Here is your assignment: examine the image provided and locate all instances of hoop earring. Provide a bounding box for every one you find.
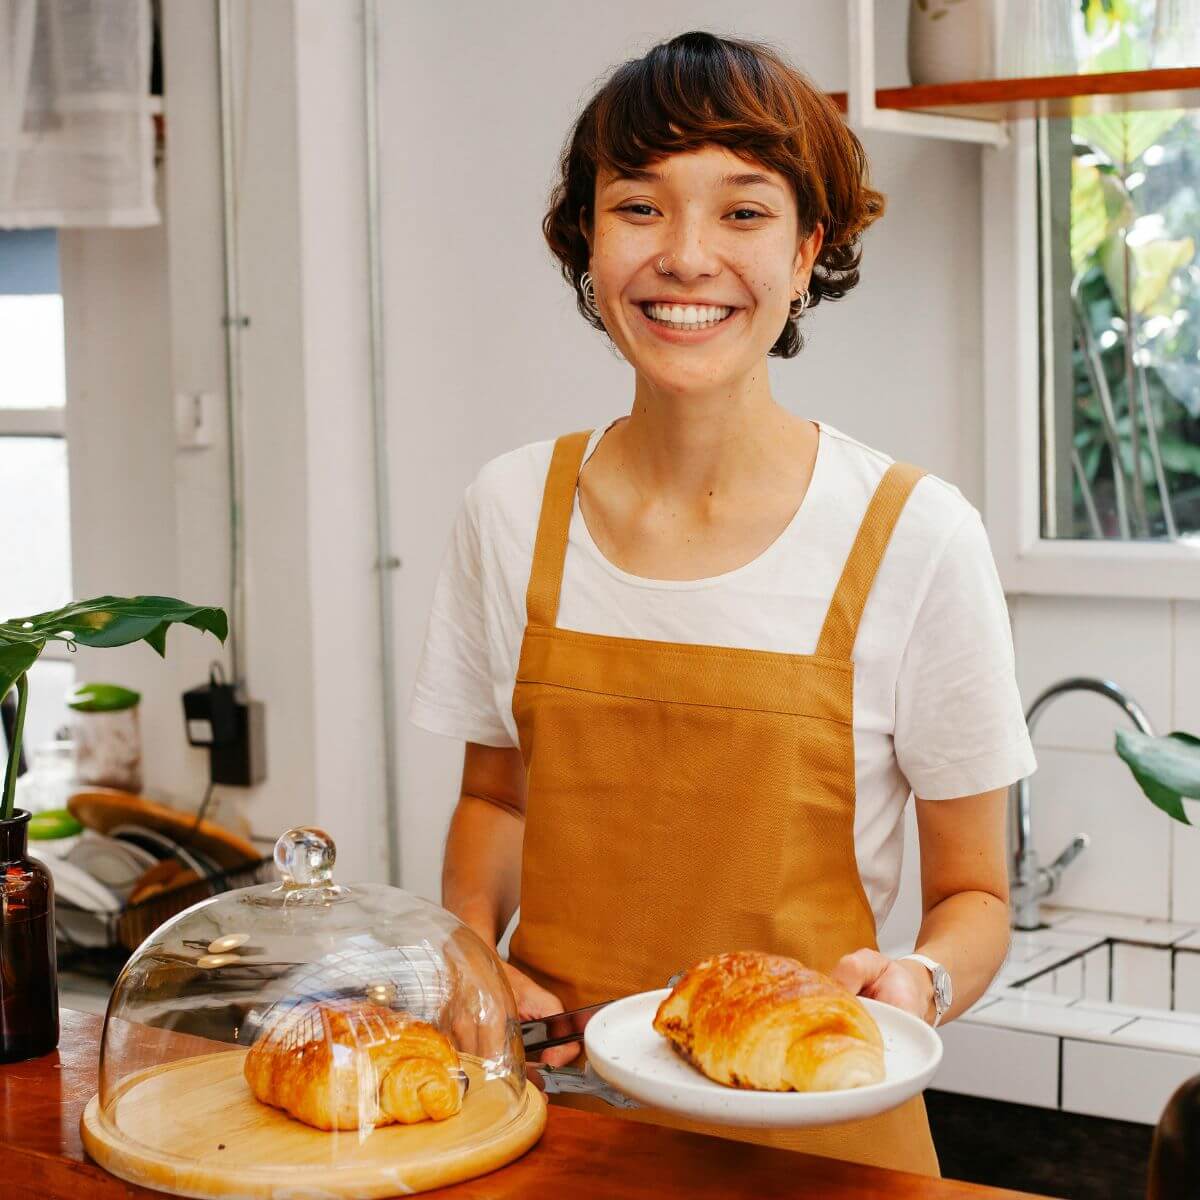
[789,288,811,319]
[580,270,600,318]
[656,255,672,276]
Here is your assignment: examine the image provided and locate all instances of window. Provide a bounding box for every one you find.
[1039,110,1200,541]
[1037,5,1200,541]
[1,229,75,754]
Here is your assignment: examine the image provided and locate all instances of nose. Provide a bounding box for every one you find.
[661,214,721,283]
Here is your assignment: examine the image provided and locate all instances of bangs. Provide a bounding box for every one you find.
[587,35,805,181]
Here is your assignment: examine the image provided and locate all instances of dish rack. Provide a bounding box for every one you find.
[56,855,277,979]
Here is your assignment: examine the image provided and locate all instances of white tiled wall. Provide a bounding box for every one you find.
[1009,596,1200,925]
[1012,596,1173,752]
[937,1021,1060,1108]
[1023,747,1171,918]
[1171,603,1200,922]
[1062,1040,1200,1124]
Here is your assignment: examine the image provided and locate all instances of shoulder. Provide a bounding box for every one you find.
[462,436,563,548]
[818,422,977,552]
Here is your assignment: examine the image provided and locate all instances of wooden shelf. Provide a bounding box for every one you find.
[830,67,1200,123]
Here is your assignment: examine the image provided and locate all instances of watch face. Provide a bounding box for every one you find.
[934,967,953,1010]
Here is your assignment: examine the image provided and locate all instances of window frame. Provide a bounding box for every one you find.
[983,120,1200,601]
[1,235,72,647]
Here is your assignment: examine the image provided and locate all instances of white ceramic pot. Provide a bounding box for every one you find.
[908,0,995,85]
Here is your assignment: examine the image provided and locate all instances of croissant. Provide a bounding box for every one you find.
[653,951,885,1092]
[243,999,464,1130]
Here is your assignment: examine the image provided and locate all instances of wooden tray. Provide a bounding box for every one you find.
[81,1048,546,1199]
[68,789,261,870]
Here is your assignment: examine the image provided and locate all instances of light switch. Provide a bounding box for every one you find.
[175,391,218,450]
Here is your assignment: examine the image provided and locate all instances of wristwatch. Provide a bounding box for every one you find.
[899,953,953,1027]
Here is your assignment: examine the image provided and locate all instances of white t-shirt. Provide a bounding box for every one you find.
[410,421,1036,929]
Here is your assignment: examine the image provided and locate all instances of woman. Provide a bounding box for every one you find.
[411,31,1034,1177]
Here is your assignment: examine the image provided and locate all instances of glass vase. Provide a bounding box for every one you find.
[0,809,59,1063]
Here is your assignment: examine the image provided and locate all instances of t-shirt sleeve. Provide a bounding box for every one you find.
[894,507,1036,800]
[408,483,516,748]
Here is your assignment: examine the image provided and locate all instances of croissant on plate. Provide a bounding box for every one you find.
[653,951,885,1092]
[243,999,465,1130]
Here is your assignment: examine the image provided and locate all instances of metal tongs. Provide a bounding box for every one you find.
[518,972,684,1109]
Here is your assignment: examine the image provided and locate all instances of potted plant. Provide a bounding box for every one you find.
[0,596,227,1063]
[1116,728,1200,1196]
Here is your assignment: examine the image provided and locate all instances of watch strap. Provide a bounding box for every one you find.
[898,953,950,1026]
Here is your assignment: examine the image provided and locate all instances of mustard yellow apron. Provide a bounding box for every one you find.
[507,430,939,1177]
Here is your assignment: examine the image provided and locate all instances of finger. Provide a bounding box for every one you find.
[829,948,889,996]
[535,1041,582,1068]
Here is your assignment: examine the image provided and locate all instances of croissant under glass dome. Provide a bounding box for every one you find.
[83,827,544,1199]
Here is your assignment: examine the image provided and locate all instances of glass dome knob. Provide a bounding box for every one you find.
[274,826,337,888]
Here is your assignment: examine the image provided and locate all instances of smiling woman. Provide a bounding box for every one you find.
[413,28,1034,1184]
[543,30,884,359]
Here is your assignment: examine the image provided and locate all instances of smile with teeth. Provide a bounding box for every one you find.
[642,302,735,330]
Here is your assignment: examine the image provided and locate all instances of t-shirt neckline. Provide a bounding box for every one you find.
[570,419,827,592]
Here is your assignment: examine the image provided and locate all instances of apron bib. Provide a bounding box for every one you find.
[507,430,939,1177]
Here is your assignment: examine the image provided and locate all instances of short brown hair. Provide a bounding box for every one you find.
[543,31,885,358]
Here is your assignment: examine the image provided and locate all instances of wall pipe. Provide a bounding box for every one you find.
[362,0,404,886]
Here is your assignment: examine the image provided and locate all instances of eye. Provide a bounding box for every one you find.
[728,208,767,222]
[618,203,658,217]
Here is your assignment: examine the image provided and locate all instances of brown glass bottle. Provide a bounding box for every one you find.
[0,809,59,1062]
[1148,1074,1200,1200]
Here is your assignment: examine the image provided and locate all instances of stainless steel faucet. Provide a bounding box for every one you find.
[1011,676,1155,931]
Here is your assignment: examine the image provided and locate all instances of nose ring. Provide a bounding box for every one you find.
[656,255,672,276]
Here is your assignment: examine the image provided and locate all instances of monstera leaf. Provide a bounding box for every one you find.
[1,595,227,819]
[1115,730,1200,825]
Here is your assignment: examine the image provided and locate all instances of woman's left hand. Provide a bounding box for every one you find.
[830,948,933,1024]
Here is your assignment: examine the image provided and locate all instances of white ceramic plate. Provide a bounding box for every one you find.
[66,833,156,900]
[29,850,121,913]
[584,989,942,1128]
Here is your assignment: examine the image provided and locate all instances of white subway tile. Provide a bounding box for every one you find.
[1175,949,1200,1016]
[967,997,1128,1039]
[1170,808,1200,923]
[936,1021,1059,1108]
[1052,911,1194,945]
[1175,601,1200,732]
[1014,596,1171,753]
[1054,956,1084,1000]
[1112,943,1173,1010]
[1082,946,1112,1004]
[1028,748,1171,919]
[1062,1039,1200,1124]
[1111,1019,1200,1055]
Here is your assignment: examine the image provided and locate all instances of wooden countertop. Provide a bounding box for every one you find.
[0,1009,1051,1199]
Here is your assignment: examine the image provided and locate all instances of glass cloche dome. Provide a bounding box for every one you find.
[81,827,546,1199]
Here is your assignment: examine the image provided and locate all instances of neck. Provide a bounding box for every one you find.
[614,366,800,500]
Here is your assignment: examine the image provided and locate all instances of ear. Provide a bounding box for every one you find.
[792,222,825,296]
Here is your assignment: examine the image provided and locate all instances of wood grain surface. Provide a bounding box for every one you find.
[1,1010,1055,1199]
[81,1047,545,1198]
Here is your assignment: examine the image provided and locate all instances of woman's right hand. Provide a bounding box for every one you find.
[502,961,581,1068]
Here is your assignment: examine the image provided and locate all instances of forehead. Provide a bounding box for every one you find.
[597,145,788,192]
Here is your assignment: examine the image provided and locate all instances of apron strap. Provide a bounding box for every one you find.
[815,462,926,661]
[525,430,593,628]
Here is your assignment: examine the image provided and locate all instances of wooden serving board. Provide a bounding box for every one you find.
[81,1048,546,1199]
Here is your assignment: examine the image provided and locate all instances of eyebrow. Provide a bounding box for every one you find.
[605,168,783,191]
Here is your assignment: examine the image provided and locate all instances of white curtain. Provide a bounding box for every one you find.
[0,0,158,228]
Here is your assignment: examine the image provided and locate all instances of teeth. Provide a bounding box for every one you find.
[644,303,733,328]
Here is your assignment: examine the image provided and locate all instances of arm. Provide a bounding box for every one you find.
[442,742,580,1065]
[833,787,1011,1025]
[442,742,526,946]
